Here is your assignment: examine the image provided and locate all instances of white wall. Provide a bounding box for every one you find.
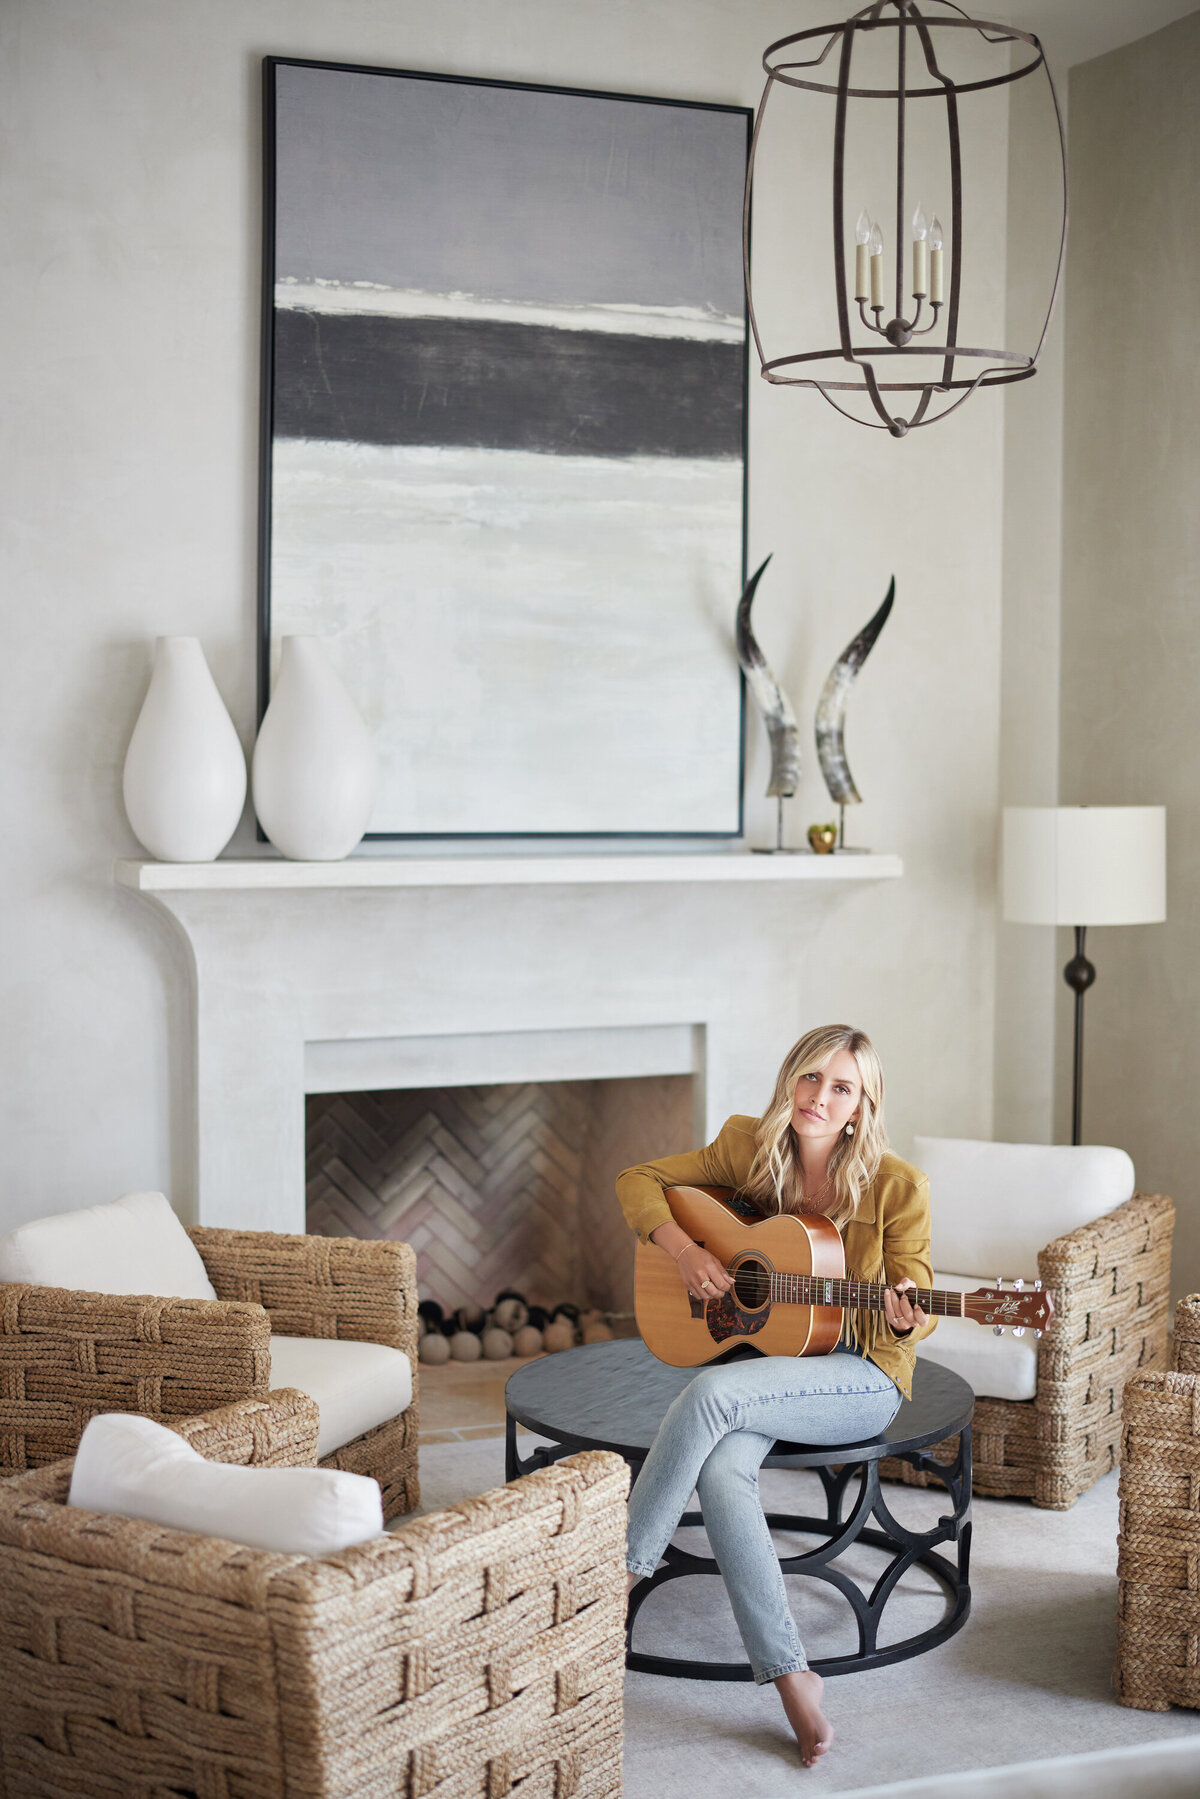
[1059,10,1200,1301]
[0,0,1017,1230]
[993,64,1067,1144]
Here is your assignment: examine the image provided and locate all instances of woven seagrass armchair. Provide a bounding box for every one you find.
[1115,1293,1200,1712]
[881,1173,1174,1510]
[0,1392,627,1799]
[0,1224,420,1519]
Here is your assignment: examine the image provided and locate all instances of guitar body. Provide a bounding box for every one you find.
[635,1185,846,1367]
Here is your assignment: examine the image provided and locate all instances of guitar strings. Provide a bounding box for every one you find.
[707,1268,1044,1325]
[723,1269,964,1316]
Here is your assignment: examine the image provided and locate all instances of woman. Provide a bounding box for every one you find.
[615,1024,934,1768]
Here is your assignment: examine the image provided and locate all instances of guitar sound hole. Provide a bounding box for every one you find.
[733,1257,770,1312]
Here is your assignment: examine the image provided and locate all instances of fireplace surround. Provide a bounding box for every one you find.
[116,849,902,1237]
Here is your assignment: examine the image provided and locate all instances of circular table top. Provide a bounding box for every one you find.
[506,1337,974,1466]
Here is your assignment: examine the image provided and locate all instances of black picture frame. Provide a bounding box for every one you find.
[259,56,750,841]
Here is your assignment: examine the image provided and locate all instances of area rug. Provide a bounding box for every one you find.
[410,1434,1200,1795]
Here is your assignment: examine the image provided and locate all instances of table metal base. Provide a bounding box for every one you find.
[507,1417,972,1681]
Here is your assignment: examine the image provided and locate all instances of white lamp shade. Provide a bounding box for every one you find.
[1002,806,1166,926]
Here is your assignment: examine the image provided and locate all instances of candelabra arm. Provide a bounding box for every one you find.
[911,299,943,337]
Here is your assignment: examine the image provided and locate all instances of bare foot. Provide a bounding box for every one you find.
[774,1669,833,1768]
[626,1571,639,1596]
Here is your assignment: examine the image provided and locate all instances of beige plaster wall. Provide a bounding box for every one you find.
[993,63,1067,1146]
[1060,10,1200,1299]
[0,0,1011,1229]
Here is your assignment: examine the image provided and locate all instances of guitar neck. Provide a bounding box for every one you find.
[767,1271,963,1318]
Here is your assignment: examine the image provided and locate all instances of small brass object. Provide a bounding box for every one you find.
[807,823,837,855]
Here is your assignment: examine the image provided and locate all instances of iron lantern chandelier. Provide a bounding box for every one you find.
[743,0,1067,437]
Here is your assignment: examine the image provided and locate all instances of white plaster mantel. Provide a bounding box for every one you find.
[116,851,902,1235]
[115,851,903,891]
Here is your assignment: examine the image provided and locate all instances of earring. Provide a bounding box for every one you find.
[845,1123,854,1136]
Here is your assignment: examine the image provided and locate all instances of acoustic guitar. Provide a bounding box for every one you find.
[635,1185,1055,1368]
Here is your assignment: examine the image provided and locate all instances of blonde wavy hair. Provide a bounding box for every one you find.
[744,1025,888,1231]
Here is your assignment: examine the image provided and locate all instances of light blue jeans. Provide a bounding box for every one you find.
[625,1347,902,1683]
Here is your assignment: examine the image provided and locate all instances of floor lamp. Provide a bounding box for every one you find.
[1002,807,1167,1146]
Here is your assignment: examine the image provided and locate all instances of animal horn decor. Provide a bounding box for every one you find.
[815,577,895,847]
[735,555,802,852]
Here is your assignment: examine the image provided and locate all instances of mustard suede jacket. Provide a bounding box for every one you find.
[616,1114,936,1400]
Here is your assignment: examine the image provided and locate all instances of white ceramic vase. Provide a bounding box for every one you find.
[252,636,377,860]
[122,636,247,862]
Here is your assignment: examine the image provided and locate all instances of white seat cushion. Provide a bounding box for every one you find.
[913,1136,1135,1281]
[268,1334,413,1458]
[0,1191,218,1301]
[68,1412,382,1556]
[915,1272,1039,1401]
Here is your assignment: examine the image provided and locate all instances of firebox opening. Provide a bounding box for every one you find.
[307,1074,695,1324]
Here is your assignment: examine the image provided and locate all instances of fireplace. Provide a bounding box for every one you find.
[307,1074,694,1316]
[115,850,901,1237]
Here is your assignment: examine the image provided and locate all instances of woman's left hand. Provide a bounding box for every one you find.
[883,1278,927,1338]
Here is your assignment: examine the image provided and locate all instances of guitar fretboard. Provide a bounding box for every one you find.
[766,1272,964,1317]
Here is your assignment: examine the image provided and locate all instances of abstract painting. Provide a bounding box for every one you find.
[260,59,749,837]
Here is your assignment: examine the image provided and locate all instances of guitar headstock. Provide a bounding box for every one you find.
[963,1280,1054,1337]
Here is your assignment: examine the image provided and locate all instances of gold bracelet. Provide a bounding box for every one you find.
[670,1242,695,1263]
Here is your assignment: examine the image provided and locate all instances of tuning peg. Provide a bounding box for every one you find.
[1013,1279,1025,1291]
[993,1324,1005,1335]
[1033,1280,1043,1291]
[1013,1326,1026,1337]
[1035,1329,1044,1340]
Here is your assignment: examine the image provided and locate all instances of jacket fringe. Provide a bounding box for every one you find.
[841,1256,885,1357]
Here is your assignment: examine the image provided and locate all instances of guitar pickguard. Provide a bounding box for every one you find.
[705,1288,769,1344]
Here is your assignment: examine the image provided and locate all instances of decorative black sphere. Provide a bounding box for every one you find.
[1063,951,1096,995]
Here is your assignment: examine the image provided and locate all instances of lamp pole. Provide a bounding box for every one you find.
[1063,925,1096,1147]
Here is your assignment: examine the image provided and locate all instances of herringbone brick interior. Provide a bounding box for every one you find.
[307,1076,693,1315]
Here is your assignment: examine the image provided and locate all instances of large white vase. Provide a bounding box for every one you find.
[122,637,247,862]
[252,636,377,860]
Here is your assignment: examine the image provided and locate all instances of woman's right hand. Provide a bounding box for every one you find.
[670,1241,735,1302]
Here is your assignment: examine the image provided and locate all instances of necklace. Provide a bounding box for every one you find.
[799,1172,834,1212]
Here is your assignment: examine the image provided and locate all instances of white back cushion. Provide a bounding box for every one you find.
[915,1272,1039,1401]
[68,1413,383,1557]
[914,1137,1135,1281]
[0,1192,218,1300]
[268,1334,413,1457]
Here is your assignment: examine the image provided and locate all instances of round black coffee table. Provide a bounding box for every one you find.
[505,1337,972,1680]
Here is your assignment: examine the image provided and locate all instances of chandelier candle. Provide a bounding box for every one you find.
[869,222,884,310]
[855,209,871,301]
[929,214,944,304]
[912,204,929,297]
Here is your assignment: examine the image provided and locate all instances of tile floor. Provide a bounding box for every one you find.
[418,1354,539,1443]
